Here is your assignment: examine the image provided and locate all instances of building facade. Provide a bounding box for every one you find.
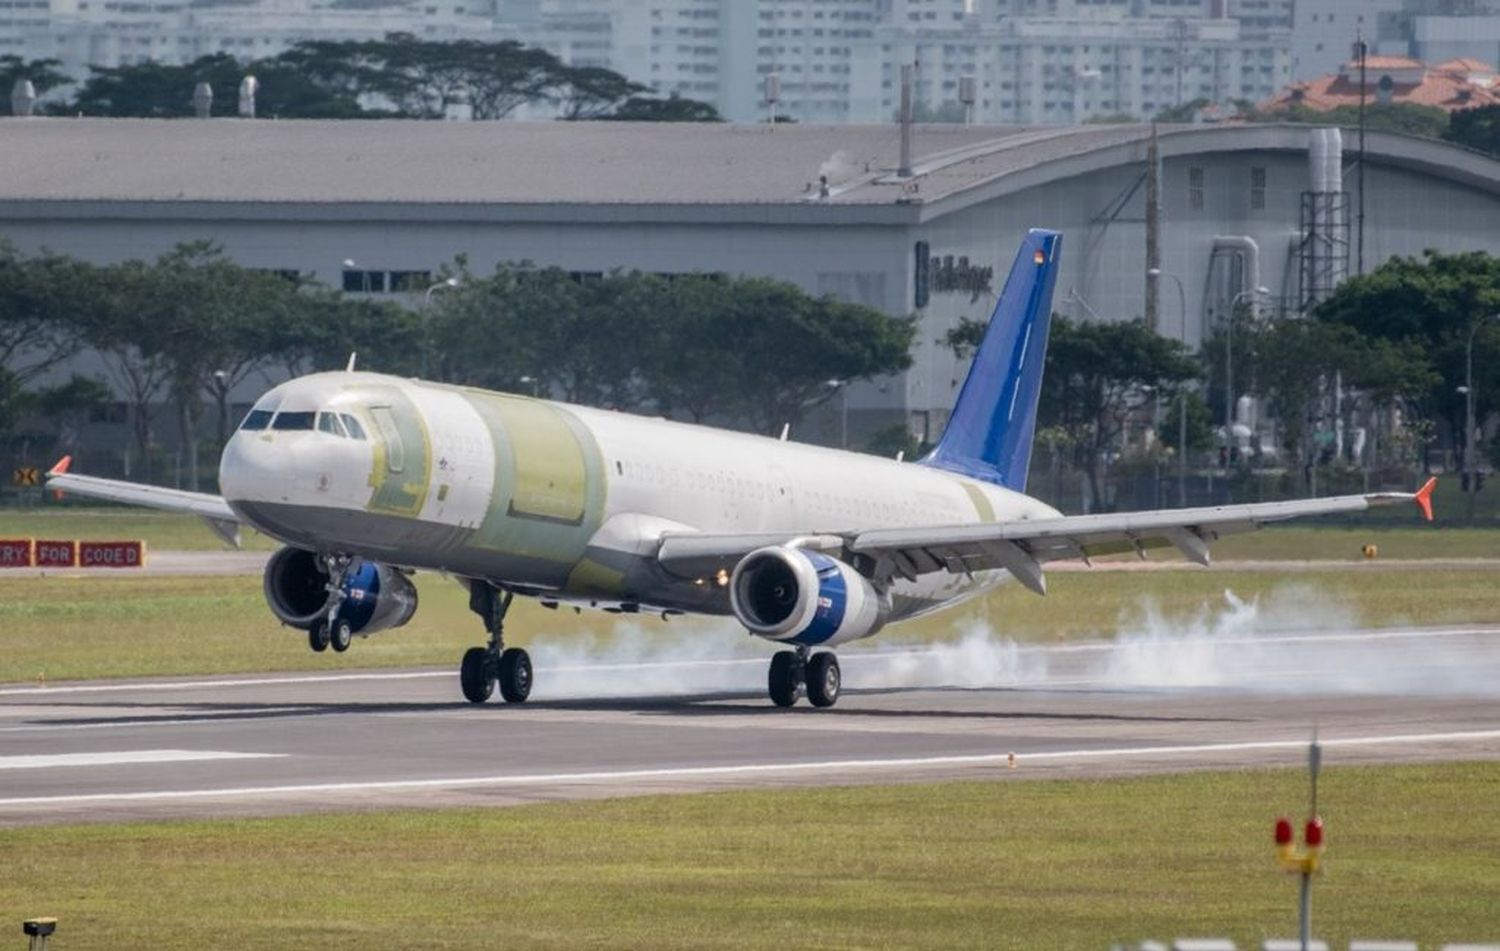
[2,118,1498,455]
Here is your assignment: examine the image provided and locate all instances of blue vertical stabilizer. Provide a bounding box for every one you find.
[919,229,1062,491]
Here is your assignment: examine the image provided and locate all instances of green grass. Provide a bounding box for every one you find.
[3,763,1497,949]
[3,566,1495,683]
[1169,524,1500,562]
[0,507,278,551]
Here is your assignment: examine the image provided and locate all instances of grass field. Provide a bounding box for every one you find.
[3,508,1498,559]
[3,763,1497,950]
[2,566,1495,683]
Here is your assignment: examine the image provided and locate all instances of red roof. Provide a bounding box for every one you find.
[1265,57,1500,114]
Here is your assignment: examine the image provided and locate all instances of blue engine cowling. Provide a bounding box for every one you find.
[263,546,418,636]
[729,546,889,646]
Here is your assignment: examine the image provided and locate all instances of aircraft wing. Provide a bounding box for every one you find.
[656,480,1436,594]
[44,456,243,548]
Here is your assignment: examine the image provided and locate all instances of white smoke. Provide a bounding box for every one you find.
[817,149,860,184]
[519,588,1499,702]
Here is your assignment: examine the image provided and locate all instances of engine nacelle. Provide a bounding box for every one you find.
[263,546,418,636]
[729,546,889,646]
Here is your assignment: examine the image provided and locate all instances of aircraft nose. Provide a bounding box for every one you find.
[219,430,295,504]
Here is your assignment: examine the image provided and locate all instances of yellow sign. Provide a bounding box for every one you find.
[13,467,40,487]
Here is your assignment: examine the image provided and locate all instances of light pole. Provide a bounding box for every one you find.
[420,277,459,378]
[1461,313,1500,519]
[826,379,848,448]
[1224,285,1270,467]
[1149,268,1189,506]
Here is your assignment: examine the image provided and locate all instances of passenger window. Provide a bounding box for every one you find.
[370,406,404,473]
[272,411,316,431]
[340,414,367,440]
[240,409,274,431]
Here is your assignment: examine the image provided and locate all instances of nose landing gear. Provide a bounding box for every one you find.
[767,646,841,708]
[460,582,532,704]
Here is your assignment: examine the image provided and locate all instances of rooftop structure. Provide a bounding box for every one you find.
[1264,55,1500,113]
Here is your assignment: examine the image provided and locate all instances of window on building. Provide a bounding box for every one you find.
[342,269,386,293]
[1250,166,1267,210]
[1188,166,1205,210]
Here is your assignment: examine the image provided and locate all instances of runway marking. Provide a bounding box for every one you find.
[0,708,321,734]
[2,625,1496,700]
[1,728,1496,807]
[0,749,283,771]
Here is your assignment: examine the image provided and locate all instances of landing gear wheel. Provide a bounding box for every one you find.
[768,650,799,707]
[308,621,331,653]
[806,652,841,708]
[329,619,353,653]
[498,648,532,703]
[460,647,495,704]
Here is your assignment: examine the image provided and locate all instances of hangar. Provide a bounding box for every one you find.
[2,117,1498,447]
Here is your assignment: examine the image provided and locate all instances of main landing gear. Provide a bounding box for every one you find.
[459,582,532,705]
[767,646,841,709]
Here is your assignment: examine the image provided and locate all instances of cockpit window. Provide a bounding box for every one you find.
[317,412,347,437]
[340,414,368,441]
[240,409,274,431]
[271,411,316,431]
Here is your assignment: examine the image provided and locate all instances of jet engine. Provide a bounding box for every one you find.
[263,546,418,636]
[729,546,889,646]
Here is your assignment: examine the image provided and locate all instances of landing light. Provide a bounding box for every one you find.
[715,569,730,587]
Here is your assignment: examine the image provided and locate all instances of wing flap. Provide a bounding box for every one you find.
[652,486,1431,592]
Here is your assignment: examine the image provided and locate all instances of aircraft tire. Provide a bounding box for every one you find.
[330,620,353,653]
[768,650,799,707]
[806,652,841,708]
[460,647,494,704]
[498,647,533,704]
[308,621,331,653]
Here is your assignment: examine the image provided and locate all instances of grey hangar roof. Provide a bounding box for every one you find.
[1,118,1498,225]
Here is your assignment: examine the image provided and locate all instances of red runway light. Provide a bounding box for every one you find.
[1275,817,1294,846]
[1305,817,1324,848]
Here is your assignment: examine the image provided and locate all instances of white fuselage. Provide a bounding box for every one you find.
[220,372,1061,630]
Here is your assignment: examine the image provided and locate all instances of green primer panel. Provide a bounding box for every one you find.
[460,390,606,569]
[494,399,589,524]
[350,384,431,518]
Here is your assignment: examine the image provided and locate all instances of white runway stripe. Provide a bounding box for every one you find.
[0,729,1496,806]
[0,750,283,771]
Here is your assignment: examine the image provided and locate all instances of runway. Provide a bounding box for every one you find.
[3,624,1499,826]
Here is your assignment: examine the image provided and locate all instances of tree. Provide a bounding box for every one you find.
[1153,97,1213,123]
[553,65,647,120]
[1247,101,1450,139]
[1313,250,1500,459]
[69,55,240,118]
[1038,316,1201,510]
[1,55,70,112]
[603,95,722,122]
[1445,103,1500,158]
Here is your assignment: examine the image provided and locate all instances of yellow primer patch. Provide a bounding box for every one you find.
[564,557,627,597]
[493,399,589,524]
[960,482,997,523]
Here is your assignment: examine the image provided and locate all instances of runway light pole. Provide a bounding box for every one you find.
[1149,268,1189,506]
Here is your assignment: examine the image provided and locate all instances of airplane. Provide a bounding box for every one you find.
[46,229,1436,708]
